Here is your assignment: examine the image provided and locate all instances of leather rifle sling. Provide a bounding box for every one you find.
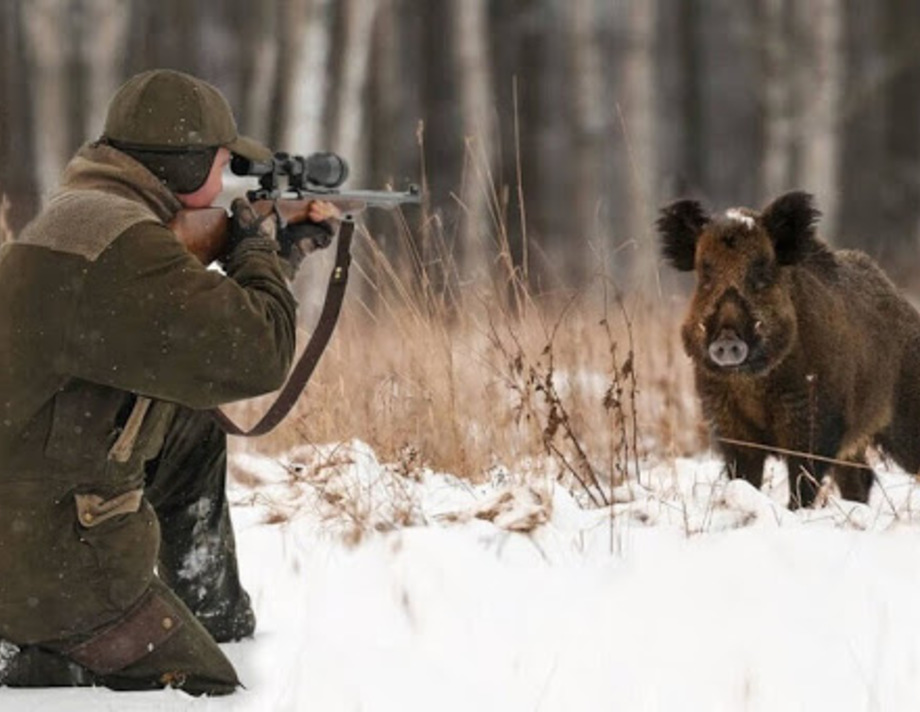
[211,216,355,437]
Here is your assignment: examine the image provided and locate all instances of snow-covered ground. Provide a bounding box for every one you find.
[4,441,920,711]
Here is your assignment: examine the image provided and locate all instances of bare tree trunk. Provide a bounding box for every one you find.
[408,0,466,308]
[676,0,704,196]
[880,0,920,275]
[235,0,280,142]
[323,0,380,172]
[22,0,75,202]
[0,0,40,232]
[656,0,696,199]
[268,0,310,148]
[623,0,658,291]
[367,0,417,184]
[287,0,380,318]
[451,0,495,279]
[836,3,882,252]
[694,0,760,207]
[516,1,574,291]
[795,0,843,238]
[279,0,330,151]
[365,0,421,273]
[79,0,130,139]
[760,0,795,198]
[275,0,337,320]
[569,0,609,279]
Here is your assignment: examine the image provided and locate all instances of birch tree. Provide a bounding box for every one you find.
[451,0,496,278]
[276,0,329,151]
[322,0,381,171]
[22,0,74,202]
[795,0,843,238]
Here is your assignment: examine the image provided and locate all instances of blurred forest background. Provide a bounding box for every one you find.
[3,0,920,293]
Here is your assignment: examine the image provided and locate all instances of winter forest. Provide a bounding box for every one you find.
[7,2,920,709]
[5,0,920,289]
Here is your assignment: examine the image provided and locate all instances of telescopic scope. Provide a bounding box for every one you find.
[230,151,349,191]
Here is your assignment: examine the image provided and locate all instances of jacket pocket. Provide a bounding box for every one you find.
[75,495,160,612]
[44,382,129,465]
[0,483,156,644]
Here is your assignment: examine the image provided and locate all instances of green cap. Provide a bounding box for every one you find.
[102,69,271,161]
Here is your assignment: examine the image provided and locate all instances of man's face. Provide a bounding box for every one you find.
[176,147,231,208]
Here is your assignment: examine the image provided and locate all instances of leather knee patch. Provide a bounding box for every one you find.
[66,588,183,675]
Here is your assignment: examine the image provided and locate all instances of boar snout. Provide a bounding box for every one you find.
[708,329,749,367]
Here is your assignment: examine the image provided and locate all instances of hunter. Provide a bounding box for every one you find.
[0,69,332,695]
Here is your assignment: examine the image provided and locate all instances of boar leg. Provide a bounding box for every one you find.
[832,453,874,504]
[877,416,920,478]
[784,409,857,508]
[785,455,826,509]
[720,443,766,490]
[876,349,920,476]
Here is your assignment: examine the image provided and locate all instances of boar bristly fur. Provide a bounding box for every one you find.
[658,190,920,508]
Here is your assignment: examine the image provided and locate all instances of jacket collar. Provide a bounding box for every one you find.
[58,142,182,223]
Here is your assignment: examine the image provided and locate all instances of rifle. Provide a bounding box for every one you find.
[172,151,421,437]
[168,151,421,264]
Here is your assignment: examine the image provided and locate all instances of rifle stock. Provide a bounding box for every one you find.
[168,207,230,264]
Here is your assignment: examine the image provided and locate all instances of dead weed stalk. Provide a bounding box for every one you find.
[0,195,12,245]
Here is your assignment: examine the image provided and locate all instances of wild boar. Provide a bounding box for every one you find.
[657,191,920,508]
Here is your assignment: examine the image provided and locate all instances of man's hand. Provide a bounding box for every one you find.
[306,200,341,224]
[277,200,341,278]
[225,197,277,258]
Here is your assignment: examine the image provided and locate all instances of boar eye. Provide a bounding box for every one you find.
[747,259,776,291]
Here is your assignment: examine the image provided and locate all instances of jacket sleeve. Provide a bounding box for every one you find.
[64,221,298,409]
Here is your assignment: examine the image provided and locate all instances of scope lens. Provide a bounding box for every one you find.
[304,152,349,188]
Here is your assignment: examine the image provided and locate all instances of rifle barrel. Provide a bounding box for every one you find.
[249,185,421,212]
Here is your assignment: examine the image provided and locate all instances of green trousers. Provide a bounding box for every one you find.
[146,406,255,644]
[0,408,253,696]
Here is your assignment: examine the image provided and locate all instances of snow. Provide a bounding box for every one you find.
[4,442,920,710]
[725,208,756,229]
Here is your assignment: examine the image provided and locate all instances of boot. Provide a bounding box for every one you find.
[0,641,95,687]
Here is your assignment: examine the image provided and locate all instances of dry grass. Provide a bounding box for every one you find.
[225,129,705,492]
[227,223,704,493]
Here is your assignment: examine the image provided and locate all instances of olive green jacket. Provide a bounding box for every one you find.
[0,143,296,643]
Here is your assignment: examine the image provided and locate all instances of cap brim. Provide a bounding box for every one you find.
[227,134,272,162]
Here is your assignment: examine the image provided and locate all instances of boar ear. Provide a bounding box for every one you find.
[656,199,709,272]
[760,191,821,265]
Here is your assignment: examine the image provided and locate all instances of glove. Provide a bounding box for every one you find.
[223,197,278,263]
[277,220,336,278]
